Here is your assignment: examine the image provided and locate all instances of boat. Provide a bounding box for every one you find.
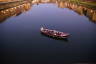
[40,27,70,39]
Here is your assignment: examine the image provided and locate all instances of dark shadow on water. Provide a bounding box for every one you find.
[40,33,69,42]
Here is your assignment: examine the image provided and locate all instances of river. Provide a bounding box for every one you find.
[0,0,96,64]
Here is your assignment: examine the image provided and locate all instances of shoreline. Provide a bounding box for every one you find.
[0,1,29,10]
[0,1,23,4]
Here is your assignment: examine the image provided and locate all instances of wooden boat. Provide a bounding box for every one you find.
[40,27,70,39]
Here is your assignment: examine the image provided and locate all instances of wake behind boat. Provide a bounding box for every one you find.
[40,27,70,39]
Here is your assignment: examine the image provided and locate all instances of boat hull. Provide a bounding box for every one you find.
[40,27,70,39]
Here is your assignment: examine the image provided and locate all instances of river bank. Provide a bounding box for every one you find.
[68,0,96,9]
[0,1,30,10]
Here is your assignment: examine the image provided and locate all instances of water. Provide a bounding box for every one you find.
[0,0,96,64]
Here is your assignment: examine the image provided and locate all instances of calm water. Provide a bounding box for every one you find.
[0,0,96,64]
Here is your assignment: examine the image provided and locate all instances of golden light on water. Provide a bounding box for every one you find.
[0,0,96,23]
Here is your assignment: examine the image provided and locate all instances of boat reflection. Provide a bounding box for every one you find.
[0,0,96,23]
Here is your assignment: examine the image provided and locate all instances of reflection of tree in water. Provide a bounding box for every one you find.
[31,0,96,23]
[0,2,31,23]
[0,0,96,23]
